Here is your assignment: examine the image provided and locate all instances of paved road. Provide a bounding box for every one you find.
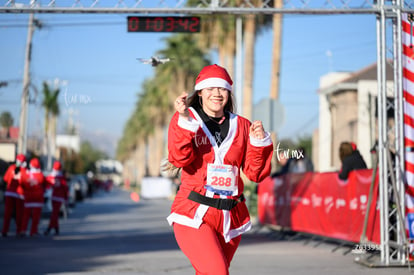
[0,187,411,274]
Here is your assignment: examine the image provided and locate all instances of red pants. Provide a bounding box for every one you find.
[173,223,241,275]
[2,196,24,235]
[48,201,62,229]
[21,207,42,236]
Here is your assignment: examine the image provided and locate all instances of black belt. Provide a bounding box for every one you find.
[188,191,245,211]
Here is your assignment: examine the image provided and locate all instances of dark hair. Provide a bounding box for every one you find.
[339,142,353,162]
[187,89,235,114]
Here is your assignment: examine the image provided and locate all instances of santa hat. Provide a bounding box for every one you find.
[16,154,26,167]
[30,158,41,169]
[350,142,357,151]
[194,64,233,92]
[53,161,62,171]
[16,154,26,163]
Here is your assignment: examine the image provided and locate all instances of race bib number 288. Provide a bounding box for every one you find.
[206,163,238,196]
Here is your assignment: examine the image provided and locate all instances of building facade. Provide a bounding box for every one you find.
[314,63,394,172]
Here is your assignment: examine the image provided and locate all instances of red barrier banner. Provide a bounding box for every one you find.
[257,169,380,244]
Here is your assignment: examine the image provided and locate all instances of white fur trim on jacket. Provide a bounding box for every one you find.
[225,221,252,242]
[52,197,66,203]
[167,190,213,228]
[178,115,200,133]
[249,131,272,147]
[5,191,24,200]
[24,202,43,208]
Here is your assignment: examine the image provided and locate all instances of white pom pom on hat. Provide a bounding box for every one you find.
[194,64,233,92]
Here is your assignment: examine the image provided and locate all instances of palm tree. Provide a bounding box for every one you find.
[242,1,274,120]
[119,93,153,173]
[270,0,283,101]
[269,0,284,172]
[157,34,211,93]
[186,0,238,76]
[0,111,14,138]
[149,34,210,175]
[186,1,275,120]
[117,34,210,181]
[41,81,60,170]
[243,13,256,120]
[136,80,165,176]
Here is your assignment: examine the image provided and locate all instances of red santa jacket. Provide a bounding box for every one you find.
[3,164,27,200]
[21,168,45,207]
[46,171,68,203]
[166,107,273,242]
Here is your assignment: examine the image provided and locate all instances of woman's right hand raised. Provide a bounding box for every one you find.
[174,92,189,118]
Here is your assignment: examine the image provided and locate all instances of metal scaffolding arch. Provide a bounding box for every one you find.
[0,0,383,14]
[2,0,414,267]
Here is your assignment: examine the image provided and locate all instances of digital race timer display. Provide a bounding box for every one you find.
[127,16,201,33]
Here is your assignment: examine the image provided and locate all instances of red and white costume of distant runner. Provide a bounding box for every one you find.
[21,158,45,236]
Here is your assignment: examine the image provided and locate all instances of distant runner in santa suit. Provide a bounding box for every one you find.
[2,153,27,237]
[44,161,68,236]
[166,64,273,274]
[20,158,46,237]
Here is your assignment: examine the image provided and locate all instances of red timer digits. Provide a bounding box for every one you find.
[127,16,200,33]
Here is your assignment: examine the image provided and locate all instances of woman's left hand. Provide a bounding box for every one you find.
[250,120,265,139]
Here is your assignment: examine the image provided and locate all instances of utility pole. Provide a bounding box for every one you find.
[17,12,35,155]
[17,7,42,155]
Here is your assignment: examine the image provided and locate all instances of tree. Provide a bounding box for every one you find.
[117,33,210,178]
[186,1,273,119]
[186,0,237,74]
[242,1,274,120]
[270,0,283,101]
[296,135,313,160]
[0,111,14,138]
[269,0,284,172]
[78,141,108,174]
[60,141,108,174]
[41,81,60,170]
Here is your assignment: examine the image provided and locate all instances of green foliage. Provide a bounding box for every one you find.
[244,181,259,217]
[0,111,14,138]
[79,141,108,174]
[0,112,14,128]
[116,33,210,160]
[61,141,107,174]
[41,82,60,116]
[41,81,60,133]
[0,111,13,129]
[277,138,296,150]
[296,135,312,158]
[277,136,312,156]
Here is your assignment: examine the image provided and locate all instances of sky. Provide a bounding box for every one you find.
[0,12,378,157]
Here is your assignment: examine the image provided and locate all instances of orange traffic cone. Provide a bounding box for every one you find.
[130,192,140,202]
